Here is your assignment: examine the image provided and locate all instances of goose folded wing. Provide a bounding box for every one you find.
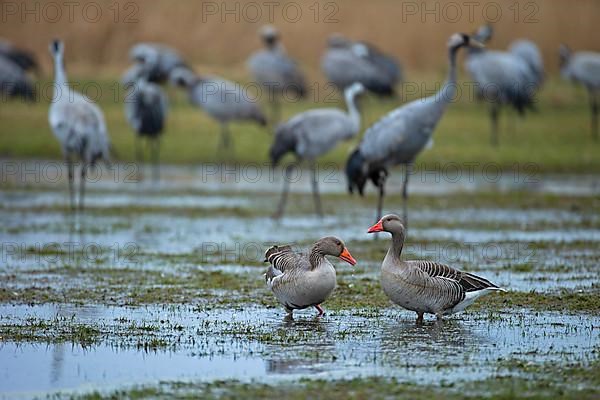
[264,245,306,282]
[410,261,498,292]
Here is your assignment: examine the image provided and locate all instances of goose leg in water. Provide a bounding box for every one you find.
[416,312,424,324]
[315,304,325,317]
[273,163,296,219]
[310,162,323,217]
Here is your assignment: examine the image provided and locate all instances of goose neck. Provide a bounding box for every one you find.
[389,230,405,261]
[309,244,326,270]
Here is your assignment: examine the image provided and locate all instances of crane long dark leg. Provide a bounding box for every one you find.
[151,139,160,182]
[273,163,296,220]
[310,161,323,218]
[271,99,281,127]
[374,172,388,240]
[219,123,232,152]
[590,90,598,141]
[402,164,413,227]
[79,163,87,211]
[490,105,500,147]
[135,136,144,181]
[66,156,75,211]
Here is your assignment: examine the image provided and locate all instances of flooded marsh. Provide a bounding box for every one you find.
[0,164,599,398]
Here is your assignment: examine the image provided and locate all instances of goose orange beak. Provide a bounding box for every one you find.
[339,247,357,266]
[367,220,384,233]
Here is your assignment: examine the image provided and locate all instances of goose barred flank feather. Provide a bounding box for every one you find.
[264,245,296,283]
[409,261,503,292]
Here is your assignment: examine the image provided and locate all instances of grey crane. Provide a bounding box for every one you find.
[48,40,110,210]
[271,82,365,219]
[170,66,267,152]
[247,25,306,124]
[560,45,600,140]
[0,39,38,73]
[128,43,186,84]
[123,63,168,181]
[346,33,483,226]
[0,55,35,101]
[509,39,544,88]
[321,33,402,96]
[465,25,539,146]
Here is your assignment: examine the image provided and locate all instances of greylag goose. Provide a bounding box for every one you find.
[367,214,505,322]
[264,237,357,317]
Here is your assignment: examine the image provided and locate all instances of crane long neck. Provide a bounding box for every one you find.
[52,53,68,97]
[53,53,67,87]
[344,90,361,131]
[439,46,459,102]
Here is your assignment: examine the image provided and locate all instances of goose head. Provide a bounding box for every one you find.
[315,236,357,266]
[367,214,406,235]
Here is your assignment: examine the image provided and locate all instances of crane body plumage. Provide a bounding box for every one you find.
[0,55,35,101]
[129,43,186,84]
[123,63,168,180]
[322,34,401,96]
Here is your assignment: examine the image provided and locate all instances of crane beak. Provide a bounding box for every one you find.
[367,220,384,233]
[469,39,485,49]
[339,247,357,266]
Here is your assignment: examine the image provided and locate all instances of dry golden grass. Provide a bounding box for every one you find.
[1,0,599,78]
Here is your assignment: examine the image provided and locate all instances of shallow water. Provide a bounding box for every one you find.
[1,162,599,397]
[0,304,598,398]
[2,160,600,196]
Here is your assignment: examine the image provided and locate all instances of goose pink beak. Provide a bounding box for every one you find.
[339,247,357,266]
[367,220,384,233]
